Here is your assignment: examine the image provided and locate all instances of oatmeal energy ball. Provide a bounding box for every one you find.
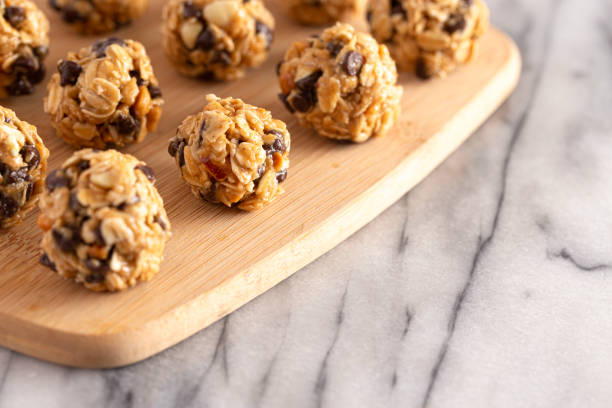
[278,23,402,142]
[368,0,489,79]
[163,0,275,80]
[49,0,149,35]
[0,106,48,228]
[168,94,290,211]
[0,0,49,97]
[38,149,171,292]
[287,0,367,25]
[44,37,163,149]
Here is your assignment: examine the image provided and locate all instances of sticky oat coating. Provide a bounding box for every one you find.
[286,0,367,26]
[168,94,290,211]
[0,106,48,228]
[49,0,148,35]
[0,0,49,98]
[44,37,164,149]
[368,0,489,79]
[278,23,402,143]
[162,0,275,81]
[38,149,171,292]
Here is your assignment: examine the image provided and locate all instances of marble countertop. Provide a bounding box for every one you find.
[2,0,611,407]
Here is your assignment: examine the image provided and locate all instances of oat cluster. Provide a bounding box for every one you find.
[278,23,402,142]
[37,149,171,292]
[44,37,164,149]
[49,0,149,34]
[168,94,290,211]
[368,0,489,78]
[0,106,49,228]
[286,0,367,25]
[0,0,49,97]
[162,0,275,81]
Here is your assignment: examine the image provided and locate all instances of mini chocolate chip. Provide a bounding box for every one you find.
[20,144,40,169]
[92,37,126,57]
[390,0,407,17]
[69,192,82,211]
[4,6,25,28]
[25,181,33,201]
[415,58,431,80]
[256,162,266,179]
[276,61,282,76]
[290,92,314,113]
[58,60,82,86]
[129,68,142,79]
[295,70,322,91]
[52,226,79,252]
[45,169,68,192]
[6,77,33,96]
[148,84,162,99]
[136,165,155,182]
[40,253,57,271]
[195,28,216,50]
[95,223,105,244]
[12,56,36,74]
[279,92,294,113]
[62,7,86,23]
[34,45,48,58]
[154,214,167,231]
[276,169,287,183]
[77,160,90,172]
[6,168,29,184]
[84,258,109,275]
[213,50,232,65]
[326,41,344,58]
[168,138,181,156]
[28,65,45,84]
[341,51,364,76]
[114,112,140,135]
[255,20,273,49]
[263,131,286,155]
[182,1,202,19]
[0,193,18,219]
[178,142,186,167]
[444,13,466,34]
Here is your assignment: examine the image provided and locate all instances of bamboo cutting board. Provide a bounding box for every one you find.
[0,0,520,368]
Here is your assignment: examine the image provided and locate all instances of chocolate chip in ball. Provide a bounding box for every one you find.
[278,93,295,113]
[77,160,90,173]
[28,65,45,84]
[154,214,167,231]
[25,181,34,201]
[212,50,232,65]
[415,58,431,80]
[290,92,314,113]
[45,169,68,192]
[196,28,216,50]
[84,258,109,276]
[276,61,282,76]
[168,138,181,157]
[182,1,203,19]
[136,165,155,183]
[264,130,286,155]
[4,6,25,28]
[34,45,48,59]
[276,169,287,183]
[444,13,466,34]
[40,253,57,271]
[0,193,18,219]
[148,84,163,99]
[255,20,273,49]
[58,60,82,86]
[326,41,344,58]
[6,77,33,96]
[178,142,186,167]
[20,144,40,169]
[62,7,86,23]
[390,0,407,18]
[114,112,140,135]
[341,51,364,76]
[92,37,126,58]
[52,226,80,252]
[295,70,322,91]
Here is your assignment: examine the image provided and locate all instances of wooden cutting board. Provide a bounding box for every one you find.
[0,0,520,368]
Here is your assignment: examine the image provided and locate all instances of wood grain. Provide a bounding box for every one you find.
[0,0,520,368]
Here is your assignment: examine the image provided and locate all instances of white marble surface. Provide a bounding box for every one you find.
[3,0,612,406]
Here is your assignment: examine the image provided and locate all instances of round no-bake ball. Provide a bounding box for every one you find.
[168,94,290,211]
[367,0,489,79]
[44,37,164,149]
[0,0,49,97]
[49,0,149,35]
[162,0,275,81]
[0,106,49,228]
[286,0,367,25]
[278,23,402,142]
[38,149,171,292]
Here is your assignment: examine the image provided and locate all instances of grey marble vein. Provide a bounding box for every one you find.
[3,0,612,407]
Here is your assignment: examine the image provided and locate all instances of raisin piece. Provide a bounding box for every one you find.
[4,6,25,28]
[58,60,82,86]
[0,193,18,219]
[114,112,140,135]
[444,13,466,34]
[40,253,57,271]
[341,51,364,76]
[195,28,216,50]
[45,169,68,192]
[415,58,431,80]
[92,37,126,58]
[20,145,40,169]
[326,41,344,58]
[255,20,273,49]
[276,169,287,183]
[135,165,155,182]
[6,77,33,96]
[52,226,79,252]
[148,84,162,99]
[182,1,202,19]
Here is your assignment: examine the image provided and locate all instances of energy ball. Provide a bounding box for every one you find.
[37,149,171,292]
[44,37,164,149]
[367,0,489,79]
[49,0,149,35]
[168,94,290,211]
[0,106,49,228]
[286,0,367,25]
[162,0,275,81]
[278,23,402,142]
[0,0,49,97]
